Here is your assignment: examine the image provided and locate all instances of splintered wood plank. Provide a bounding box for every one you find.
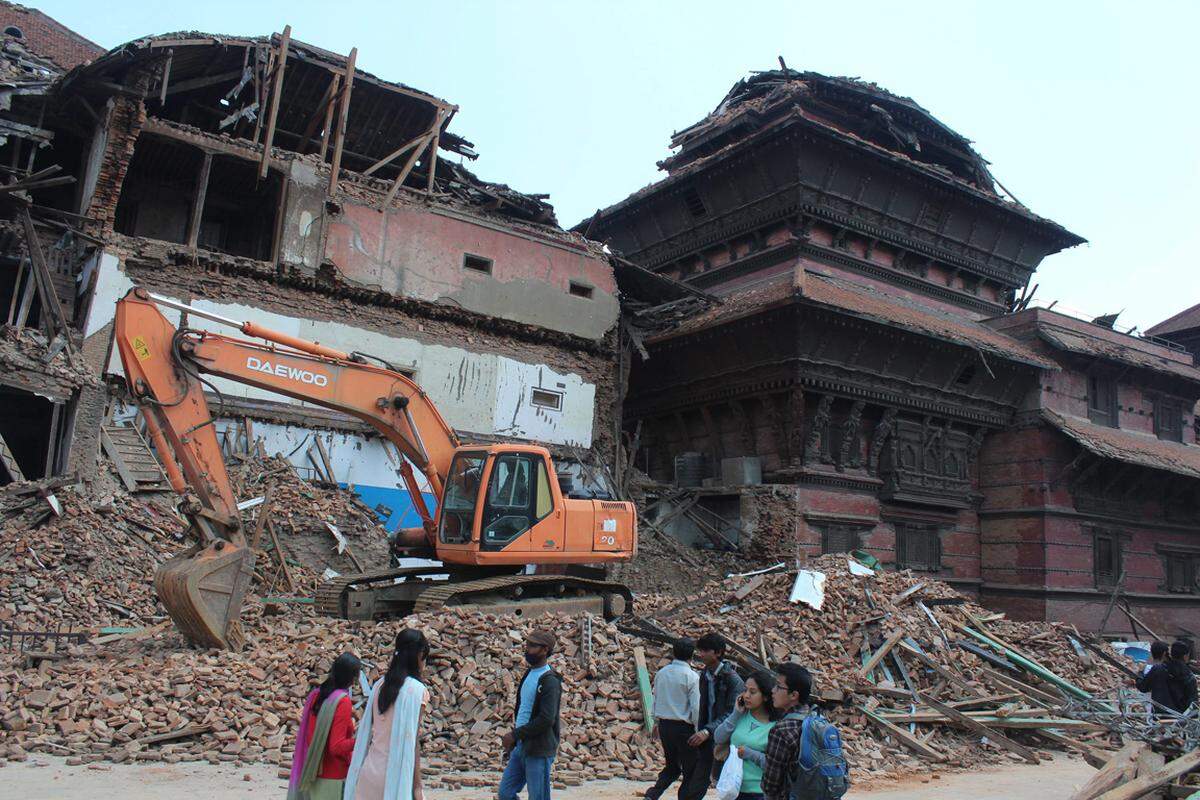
[861,706,945,762]
[1069,741,1147,800]
[859,630,905,679]
[1094,748,1200,800]
[259,25,291,178]
[917,692,1039,764]
[327,46,357,193]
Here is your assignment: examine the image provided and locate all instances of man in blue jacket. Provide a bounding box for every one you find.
[500,629,563,800]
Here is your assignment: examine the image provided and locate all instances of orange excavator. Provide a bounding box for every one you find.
[113,288,636,650]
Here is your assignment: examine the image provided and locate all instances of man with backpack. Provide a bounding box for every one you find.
[761,663,849,800]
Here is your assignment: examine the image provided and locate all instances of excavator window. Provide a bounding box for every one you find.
[535,460,552,519]
[481,453,558,551]
[439,452,486,544]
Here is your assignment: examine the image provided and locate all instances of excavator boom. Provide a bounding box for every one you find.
[114,289,461,647]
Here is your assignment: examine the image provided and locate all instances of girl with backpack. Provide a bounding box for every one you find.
[714,670,781,800]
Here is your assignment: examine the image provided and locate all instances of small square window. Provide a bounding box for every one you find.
[682,187,708,219]
[820,524,862,555]
[1164,552,1197,594]
[896,523,941,571]
[1154,397,1184,443]
[531,388,563,410]
[568,281,593,300]
[463,253,492,274]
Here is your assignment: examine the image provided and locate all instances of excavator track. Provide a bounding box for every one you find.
[410,573,632,617]
[313,565,448,618]
[314,569,632,621]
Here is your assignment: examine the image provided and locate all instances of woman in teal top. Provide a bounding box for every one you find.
[713,670,779,800]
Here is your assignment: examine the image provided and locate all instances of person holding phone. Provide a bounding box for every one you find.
[713,671,780,800]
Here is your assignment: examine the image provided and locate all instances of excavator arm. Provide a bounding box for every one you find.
[113,288,461,648]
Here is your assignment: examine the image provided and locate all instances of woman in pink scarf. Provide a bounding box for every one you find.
[289,653,362,800]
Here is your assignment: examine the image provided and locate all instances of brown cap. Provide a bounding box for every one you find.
[527,629,557,651]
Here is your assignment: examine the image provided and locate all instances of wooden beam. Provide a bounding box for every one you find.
[20,208,69,344]
[895,640,980,694]
[134,723,212,747]
[858,630,904,679]
[425,117,441,193]
[164,69,244,97]
[975,665,1065,707]
[1034,728,1110,769]
[1071,743,1142,799]
[916,692,1040,764]
[267,519,297,592]
[5,259,25,325]
[327,46,357,193]
[158,49,173,105]
[186,152,213,249]
[248,486,274,551]
[259,25,291,179]
[362,132,426,177]
[297,73,339,156]
[860,706,945,762]
[381,130,433,208]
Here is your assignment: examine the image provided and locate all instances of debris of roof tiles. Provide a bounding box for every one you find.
[1043,408,1200,480]
[655,266,1056,369]
[1037,323,1200,384]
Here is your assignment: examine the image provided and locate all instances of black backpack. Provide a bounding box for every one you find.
[784,710,850,800]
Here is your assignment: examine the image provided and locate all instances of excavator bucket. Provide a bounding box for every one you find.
[155,540,256,650]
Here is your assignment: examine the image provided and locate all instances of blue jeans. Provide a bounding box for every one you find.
[499,742,555,800]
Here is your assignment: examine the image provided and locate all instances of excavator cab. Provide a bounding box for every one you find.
[434,446,636,566]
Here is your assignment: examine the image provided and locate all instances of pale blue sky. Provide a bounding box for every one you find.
[32,1,1200,332]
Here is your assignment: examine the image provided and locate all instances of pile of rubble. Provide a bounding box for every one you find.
[0,608,661,788]
[636,555,1131,780]
[0,325,98,392]
[1,456,1166,788]
[0,483,184,632]
[229,454,393,579]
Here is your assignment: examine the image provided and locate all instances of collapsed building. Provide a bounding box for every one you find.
[578,69,1200,634]
[0,19,701,522]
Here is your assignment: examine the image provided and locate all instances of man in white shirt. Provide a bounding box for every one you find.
[645,638,701,800]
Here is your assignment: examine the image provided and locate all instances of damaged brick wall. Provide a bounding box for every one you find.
[83,90,147,235]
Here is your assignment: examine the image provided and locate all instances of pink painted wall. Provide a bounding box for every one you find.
[324,200,619,341]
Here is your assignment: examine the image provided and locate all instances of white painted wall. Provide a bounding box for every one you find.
[85,253,596,447]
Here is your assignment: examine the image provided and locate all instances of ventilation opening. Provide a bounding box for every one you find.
[568,282,593,300]
[463,253,492,274]
[531,388,563,410]
[954,364,976,386]
[4,26,23,39]
[682,187,708,219]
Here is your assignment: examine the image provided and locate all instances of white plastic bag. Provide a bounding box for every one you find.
[715,746,743,800]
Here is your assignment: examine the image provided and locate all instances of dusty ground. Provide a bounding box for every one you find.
[2,753,1094,799]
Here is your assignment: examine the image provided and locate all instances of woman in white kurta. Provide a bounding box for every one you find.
[344,629,431,800]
